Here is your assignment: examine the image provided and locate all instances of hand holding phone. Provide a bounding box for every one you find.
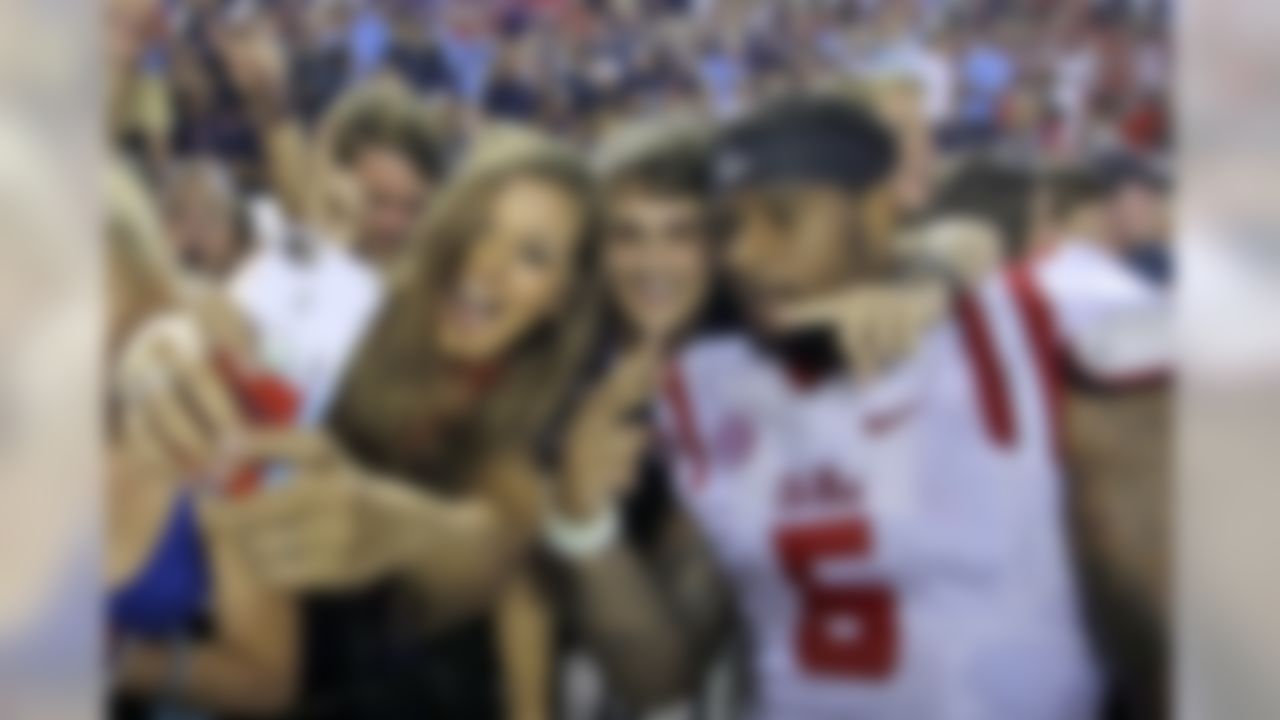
[214,351,300,497]
[117,311,300,497]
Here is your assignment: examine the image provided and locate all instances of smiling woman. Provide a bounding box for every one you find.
[335,126,601,479]
[292,127,602,719]
[108,127,604,720]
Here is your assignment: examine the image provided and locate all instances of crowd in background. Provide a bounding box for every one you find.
[105,0,1175,306]
[105,1,1172,719]
[114,0,1170,200]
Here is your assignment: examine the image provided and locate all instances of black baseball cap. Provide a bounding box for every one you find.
[713,94,899,195]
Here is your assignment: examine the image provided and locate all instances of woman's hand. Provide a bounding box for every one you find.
[200,429,424,592]
[558,348,661,522]
[774,279,949,380]
[117,308,251,485]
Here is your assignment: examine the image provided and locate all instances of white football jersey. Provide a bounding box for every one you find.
[653,250,1165,720]
[1029,238,1170,386]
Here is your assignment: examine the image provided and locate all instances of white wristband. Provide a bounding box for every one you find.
[543,502,621,561]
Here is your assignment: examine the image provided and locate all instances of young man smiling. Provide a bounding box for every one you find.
[549,95,1170,720]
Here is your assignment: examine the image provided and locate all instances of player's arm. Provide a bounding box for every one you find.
[1065,383,1170,715]
[774,277,949,379]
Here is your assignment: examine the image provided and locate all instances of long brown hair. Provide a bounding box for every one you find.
[330,127,602,484]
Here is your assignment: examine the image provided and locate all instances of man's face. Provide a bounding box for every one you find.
[724,184,864,332]
[1110,183,1168,248]
[351,145,431,265]
[603,187,712,343]
[164,173,240,278]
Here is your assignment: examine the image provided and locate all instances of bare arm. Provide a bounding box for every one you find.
[1065,384,1171,716]
[568,509,732,711]
[388,454,543,629]
[496,568,554,720]
[215,16,312,220]
[115,510,298,716]
[252,105,312,223]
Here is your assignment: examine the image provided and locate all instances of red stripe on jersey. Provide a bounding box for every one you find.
[1008,262,1066,455]
[955,292,1016,447]
[662,360,708,489]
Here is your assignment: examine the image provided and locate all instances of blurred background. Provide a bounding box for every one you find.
[110,0,1170,237]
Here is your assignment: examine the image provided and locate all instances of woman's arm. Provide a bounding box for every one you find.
[215,16,312,221]
[115,511,298,716]
[201,433,542,630]
[495,569,555,720]
[396,454,543,628]
[565,509,731,711]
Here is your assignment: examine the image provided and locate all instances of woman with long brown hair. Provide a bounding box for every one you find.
[115,127,602,718]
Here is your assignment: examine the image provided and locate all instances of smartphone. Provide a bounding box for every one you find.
[215,352,301,498]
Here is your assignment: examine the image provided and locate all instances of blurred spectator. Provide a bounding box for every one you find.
[312,80,446,265]
[289,0,353,124]
[957,20,1016,134]
[108,0,1170,184]
[926,158,1038,258]
[438,4,499,104]
[384,4,457,97]
[483,44,544,122]
[1100,153,1169,249]
[1036,164,1113,252]
[347,0,392,79]
[1099,152,1172,283]
[168,7,263,173]
[160,158,250,279]
[697,35,747,118]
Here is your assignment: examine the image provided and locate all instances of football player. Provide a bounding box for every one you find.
[546,96,1169,720]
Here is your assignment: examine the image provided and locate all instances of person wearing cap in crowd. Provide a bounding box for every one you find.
[547,93,1170,720]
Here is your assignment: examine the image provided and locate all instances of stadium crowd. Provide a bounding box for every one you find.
[105,0,1172,719]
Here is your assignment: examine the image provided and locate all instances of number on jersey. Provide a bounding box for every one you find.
[774,517,898,679]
